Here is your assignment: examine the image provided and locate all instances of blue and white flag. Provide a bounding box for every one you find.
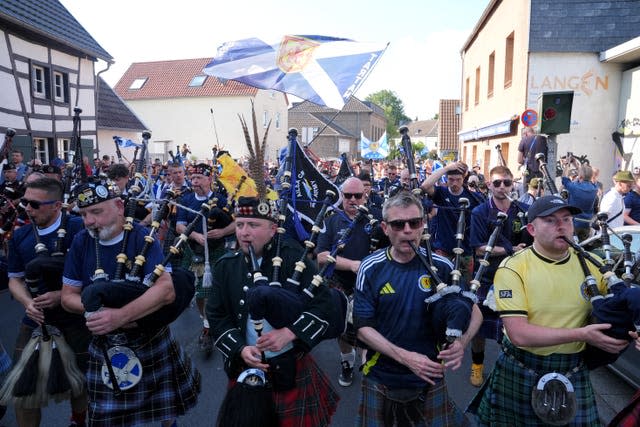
[203,35,388,110]
[361,131,389,159]
[113,136,140,148]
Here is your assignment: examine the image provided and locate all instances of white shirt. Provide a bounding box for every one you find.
[599,188,625,228]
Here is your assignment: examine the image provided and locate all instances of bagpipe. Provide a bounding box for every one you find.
[0,214,85,408]
[535,153,560,196]
[80,188,195,333]
[245,190,349,341]
[0,128,15,174]
[562,216,640,369]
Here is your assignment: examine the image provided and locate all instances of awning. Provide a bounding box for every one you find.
[458,116,519,142]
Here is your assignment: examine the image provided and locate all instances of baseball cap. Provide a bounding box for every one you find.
[527,195,582,222]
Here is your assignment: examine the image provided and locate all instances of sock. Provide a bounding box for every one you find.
[203,318,210,329]
[471,350,485,365]
[341,349,356,367]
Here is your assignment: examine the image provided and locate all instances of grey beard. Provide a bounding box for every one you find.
[87,223,119,241]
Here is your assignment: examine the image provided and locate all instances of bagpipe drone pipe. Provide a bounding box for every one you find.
[244,190,354,341]
[80,193,196,331]
[0,214,85,408]
[562,220,640,369]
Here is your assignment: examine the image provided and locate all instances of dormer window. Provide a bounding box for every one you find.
[129,78,148,90]
[189,75,207,87]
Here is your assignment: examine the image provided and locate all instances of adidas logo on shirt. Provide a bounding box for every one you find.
[380,282,395,295]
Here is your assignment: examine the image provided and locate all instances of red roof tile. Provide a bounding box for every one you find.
[114,58,259,100]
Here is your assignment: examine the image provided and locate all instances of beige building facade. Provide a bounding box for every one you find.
[459,0,640,187]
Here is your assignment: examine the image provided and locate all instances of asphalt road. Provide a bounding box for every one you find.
[0,290,635,426]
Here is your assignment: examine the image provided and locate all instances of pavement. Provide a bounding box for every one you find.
[0,289,636,426]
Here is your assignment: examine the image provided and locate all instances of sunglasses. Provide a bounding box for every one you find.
[386,217,423,231]
[343,192,364,200]
[492,179,513,187]
[20,198,57,209]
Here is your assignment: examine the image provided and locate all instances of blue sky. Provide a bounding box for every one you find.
[60,0,489,120]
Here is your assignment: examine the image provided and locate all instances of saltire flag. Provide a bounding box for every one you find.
[334,152,354,186]
[361,131,389,159]
[203,35,388,110]
[217,153,278,200]
[113,136,140,148]
[287,139,340,241]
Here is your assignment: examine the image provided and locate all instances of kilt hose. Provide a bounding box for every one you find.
[356,376,470,426]
[224,353,339,427]
[86,327,200,427]
[468,338,599,426]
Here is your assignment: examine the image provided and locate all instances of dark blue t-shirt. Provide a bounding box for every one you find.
[354,248,454,388]
[8,214,84,327]
[562,177,598,229]
[429,186,482,255]
[624,190,640,224]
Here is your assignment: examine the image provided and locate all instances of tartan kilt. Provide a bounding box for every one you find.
[181,242,226,299]
[356,376,470,426]
[468,339,599,426]
[272,353,339,427]
[86,327,200,427]
[608,388,640,427]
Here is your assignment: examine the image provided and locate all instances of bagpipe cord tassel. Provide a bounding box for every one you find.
[201,217,212,289]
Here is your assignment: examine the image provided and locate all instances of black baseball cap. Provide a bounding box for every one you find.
[527,195,582,221]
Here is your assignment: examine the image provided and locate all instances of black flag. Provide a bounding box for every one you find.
[286,139,340,241]
[334,152,354,187]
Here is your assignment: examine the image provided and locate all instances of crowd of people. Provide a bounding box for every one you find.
[0,124,639,427]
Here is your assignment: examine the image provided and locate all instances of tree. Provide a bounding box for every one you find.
[365,90,411,139]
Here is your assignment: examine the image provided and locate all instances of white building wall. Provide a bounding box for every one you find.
[618,65,640,171]
[528,52,623,184]
[122,90,288,162]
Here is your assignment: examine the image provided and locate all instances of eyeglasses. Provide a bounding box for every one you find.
[386,217,423,231]
[492,179,513,187]
[343,192,364,200]
[20,198,57,209]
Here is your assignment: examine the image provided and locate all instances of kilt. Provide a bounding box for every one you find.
[468,338,599,426]
[86,327,200,427]
[608,388,640,427]
[225,353,338,427]
[356,376,469,426]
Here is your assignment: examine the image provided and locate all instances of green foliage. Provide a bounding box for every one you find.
[365,89,411,139]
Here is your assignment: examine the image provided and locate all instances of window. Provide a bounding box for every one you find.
[275,112,281,129]
[32,65,49,99]
[34,137,50,164]
[263,111,268,128]
[301,127,318,144]
[488,52,495,98]
[129,78,147,90]
[188,75,207,87]
[465,77,470,111]
[474,67,480,105]
[504,32,514,88]
[57,138,71,162]
[53,71,69,103]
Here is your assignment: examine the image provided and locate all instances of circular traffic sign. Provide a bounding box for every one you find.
[521,109,538,127]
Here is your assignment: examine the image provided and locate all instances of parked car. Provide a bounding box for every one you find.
[580,225,640,388]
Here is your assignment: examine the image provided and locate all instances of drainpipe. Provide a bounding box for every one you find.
[94,60,112,158]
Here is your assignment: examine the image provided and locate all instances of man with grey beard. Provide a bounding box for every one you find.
[61,179,199,427]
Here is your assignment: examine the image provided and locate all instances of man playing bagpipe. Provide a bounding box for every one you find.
[468,165,531,387]
[354,192,482,426]
[60,179,200,427]
[176,163,234,354]
[206,195,340,427]
[4,177,88,427]
[316,177,381,388]
[468,195,639,426]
